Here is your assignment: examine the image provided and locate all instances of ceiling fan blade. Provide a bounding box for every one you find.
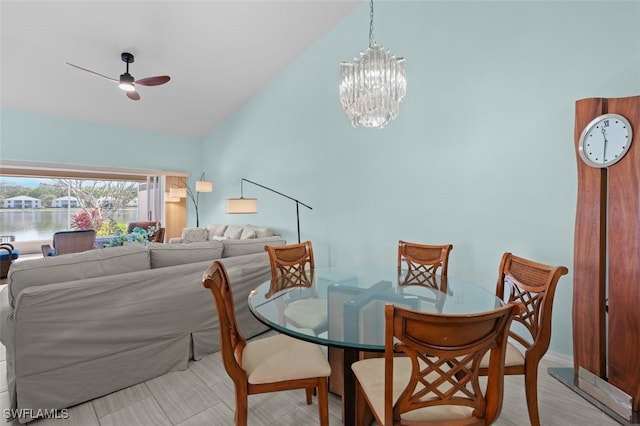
[66,62,118,83]
[135,76,170,86]
[127,90,140,101]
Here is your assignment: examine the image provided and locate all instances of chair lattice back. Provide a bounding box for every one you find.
[497,253,568,351]
[265,241,315,286]
[385,303,519,425]
[202,261,247,375]
[397,241,452,290]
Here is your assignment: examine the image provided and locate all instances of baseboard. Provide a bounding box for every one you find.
[543,350,573,367]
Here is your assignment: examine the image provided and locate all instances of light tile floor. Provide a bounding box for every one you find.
[0,338,622,426]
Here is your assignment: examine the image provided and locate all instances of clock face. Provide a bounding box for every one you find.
[579,113,633,168]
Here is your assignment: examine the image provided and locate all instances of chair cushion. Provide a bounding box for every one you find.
[284,299,328,331]
[352,357,474,425]
[479,341,525,368]
[242,334,331,384]
[0,250,19,261]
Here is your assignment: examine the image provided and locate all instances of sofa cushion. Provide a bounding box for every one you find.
[7,245,150,307]
[206,224,228,238]
[181,227,209,243]
[222,225,244,239]
[222,236,286,258]
[147,241,223,268]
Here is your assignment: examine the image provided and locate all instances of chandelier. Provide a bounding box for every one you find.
[339,0,406,128]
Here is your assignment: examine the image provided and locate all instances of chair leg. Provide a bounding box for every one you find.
[306,387,313,405]
[317,378,329,426]
[355,380,366,426]
[524,363,541,426]
[235,387,248,426]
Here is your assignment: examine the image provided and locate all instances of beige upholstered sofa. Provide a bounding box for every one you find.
[0,235,285,423]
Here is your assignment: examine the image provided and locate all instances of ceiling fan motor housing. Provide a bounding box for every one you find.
[121,52,134,64]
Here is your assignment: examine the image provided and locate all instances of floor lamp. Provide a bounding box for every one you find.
[169,173,213,227]
[225,178,312,243]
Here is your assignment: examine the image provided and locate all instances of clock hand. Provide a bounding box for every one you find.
[602,127,608,161]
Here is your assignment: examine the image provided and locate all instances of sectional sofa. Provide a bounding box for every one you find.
[0,232,285,423]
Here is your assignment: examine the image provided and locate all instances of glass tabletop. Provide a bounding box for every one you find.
[248,266,504,351]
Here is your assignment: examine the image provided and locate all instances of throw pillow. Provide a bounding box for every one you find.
[253,227,276,238]
[206,224,228,238]
[240,226,257,240]
[222,225,244,239]
[182,227,209,244]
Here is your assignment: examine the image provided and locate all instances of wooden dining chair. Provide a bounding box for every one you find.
[265,241,327,335]
[266,240,315,283]
[202,260,331,426]
[478,252,568,426]
[397,241,453,291]
[352,302,521,426]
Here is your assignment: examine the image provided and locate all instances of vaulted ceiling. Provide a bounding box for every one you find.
[1,1,361,139]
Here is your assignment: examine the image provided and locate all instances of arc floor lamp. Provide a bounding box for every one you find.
[225,178,312,243]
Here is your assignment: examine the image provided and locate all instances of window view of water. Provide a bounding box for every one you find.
[0,209,139,241]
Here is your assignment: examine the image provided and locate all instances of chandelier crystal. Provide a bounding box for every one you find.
[340,0,406,128]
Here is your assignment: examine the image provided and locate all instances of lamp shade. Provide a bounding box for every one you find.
[165,192,180,203]
[169,187,187,198]
[195,180,213,192]
[226,198,258,214]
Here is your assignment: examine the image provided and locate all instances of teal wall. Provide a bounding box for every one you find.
[201,1,640,357]
[0,108,200,174]
[2,1,638,358]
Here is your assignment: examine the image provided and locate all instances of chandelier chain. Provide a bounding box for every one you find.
[369,0,375,47]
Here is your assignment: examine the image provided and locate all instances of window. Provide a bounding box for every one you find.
[0,161,187,244]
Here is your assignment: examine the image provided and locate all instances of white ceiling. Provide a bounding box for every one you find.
[0,0,361,139]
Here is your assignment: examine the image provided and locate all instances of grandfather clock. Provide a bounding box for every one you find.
[568,95,640,423]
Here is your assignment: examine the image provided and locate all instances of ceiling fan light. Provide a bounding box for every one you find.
[119,73,135,91]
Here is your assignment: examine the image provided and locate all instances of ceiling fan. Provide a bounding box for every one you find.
[66,52,170,101]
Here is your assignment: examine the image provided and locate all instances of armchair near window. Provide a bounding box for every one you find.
[0,243,19,279]
[41,230,96,257]
[126,221,165,243]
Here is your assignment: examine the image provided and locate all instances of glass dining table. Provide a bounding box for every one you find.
[248,266,504,426]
